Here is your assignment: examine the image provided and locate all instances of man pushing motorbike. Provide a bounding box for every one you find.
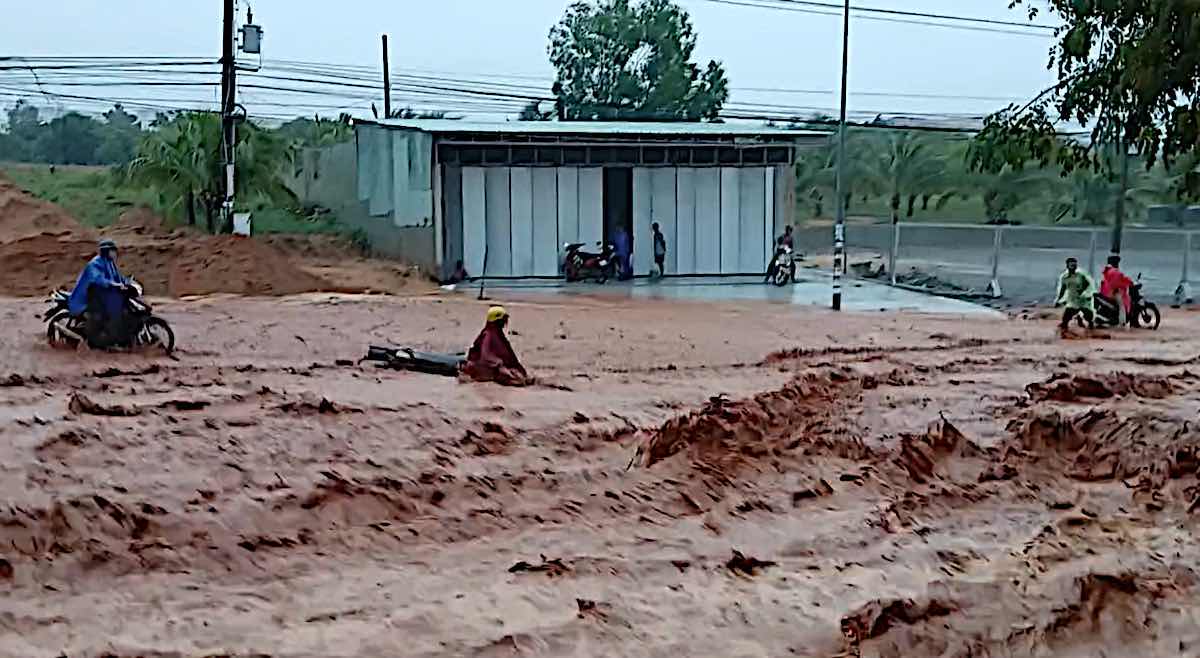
[68,239,129,348]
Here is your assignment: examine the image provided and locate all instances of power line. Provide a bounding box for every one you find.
[693,0,1056,37]
[746,0,1057,30]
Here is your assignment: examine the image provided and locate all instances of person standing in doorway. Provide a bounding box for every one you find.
[652,222,667,278]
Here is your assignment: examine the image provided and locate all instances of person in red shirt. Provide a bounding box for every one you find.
[460,306,530,386]
[1099,255,1133,323]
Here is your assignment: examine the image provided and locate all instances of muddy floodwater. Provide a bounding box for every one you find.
[2,292,1200,658]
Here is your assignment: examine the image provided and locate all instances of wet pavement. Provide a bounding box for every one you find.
[466,271,1000,315]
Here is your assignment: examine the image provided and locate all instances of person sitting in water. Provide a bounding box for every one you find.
[460,306,530,386]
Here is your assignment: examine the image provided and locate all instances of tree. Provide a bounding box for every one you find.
[518,100,554,121]
[855,131,954,223]
[548,0,729,121]
[126,112,296,232]
[95,104,142,165]
[970,0,1200,249]
[275,114,354,147]
[35,112,103,165]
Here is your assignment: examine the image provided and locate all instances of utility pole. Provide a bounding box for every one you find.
[219,0,237,234]
[381,35,392,118]
[831,0,851,311]
[1113,138,1130,257]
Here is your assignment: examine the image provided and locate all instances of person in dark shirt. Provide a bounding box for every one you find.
[652,223,667,277]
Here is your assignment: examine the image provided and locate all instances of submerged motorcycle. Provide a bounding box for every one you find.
[563,242,616,283]
[45,278,176,352]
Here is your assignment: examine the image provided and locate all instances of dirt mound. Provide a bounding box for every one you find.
[641,371,862,469]
[167,236,331,297]
[108,206,171,237]
[1026,372,1176,402]
[0,174,90,243]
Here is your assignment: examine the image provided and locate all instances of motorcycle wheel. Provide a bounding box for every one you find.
[772,266,792,287]
[140,317,176,353]
[1134,303,1161,330]
[46,311,82,349]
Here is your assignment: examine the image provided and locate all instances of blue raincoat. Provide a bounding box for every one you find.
[67,255,125,317]
[613,228,631,279]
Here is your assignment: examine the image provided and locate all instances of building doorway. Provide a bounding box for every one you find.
[603,168,633,279]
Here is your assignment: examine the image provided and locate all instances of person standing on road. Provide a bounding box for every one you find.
[651,222,667,277]
[1099,255,1133,325]
[1056,256,1095,336]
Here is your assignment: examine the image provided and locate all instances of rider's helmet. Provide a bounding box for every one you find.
[98,239,117,256]
[486,306,509,324]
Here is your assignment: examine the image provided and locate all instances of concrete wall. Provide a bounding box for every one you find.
[284,141,435,268]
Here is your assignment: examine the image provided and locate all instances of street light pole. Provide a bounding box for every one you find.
[831,0,851,311]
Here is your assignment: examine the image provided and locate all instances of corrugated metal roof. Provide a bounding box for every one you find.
[364,118,827,138]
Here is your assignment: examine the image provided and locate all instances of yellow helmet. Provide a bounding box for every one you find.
[486,306,509,323]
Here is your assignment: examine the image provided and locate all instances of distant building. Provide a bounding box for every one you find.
[351,119,826,278]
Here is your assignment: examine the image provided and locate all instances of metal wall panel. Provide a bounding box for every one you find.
[650,168,677,274]
[632,168,654,275]
[484,167,512,276]
[674,168,696,274]
[719,167,742,274]
[694,168,721,274]
[441,166,464,278]
[461,167,487,277]
[532,168,559,276]
[556,168,580,247]
[739,167,767,273]
[764,167,777,266]
[509,167,535,277]
[578,168,604,247]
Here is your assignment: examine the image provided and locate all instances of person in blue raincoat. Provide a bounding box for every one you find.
[612,227,632,280]
[68,239,129,347]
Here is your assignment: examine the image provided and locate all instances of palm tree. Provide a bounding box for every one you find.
[858,130,952,223]
[126,112,297,232]
[1046,146,1160,226]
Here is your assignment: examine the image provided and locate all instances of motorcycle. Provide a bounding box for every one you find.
[1086,273,1161,330]
[45,278,176,352]
[769,245,796,287]
[563,242,616,283]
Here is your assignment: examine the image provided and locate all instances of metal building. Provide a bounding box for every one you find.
[353,119,825,278]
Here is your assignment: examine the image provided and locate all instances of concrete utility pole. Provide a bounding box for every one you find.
[1113,138,1130,257]
[831,0,851,311]
[381,35,392,118]
[219,0,237,234]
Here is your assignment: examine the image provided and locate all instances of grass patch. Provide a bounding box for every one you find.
[3,163,363,244]
[1,163,157,228]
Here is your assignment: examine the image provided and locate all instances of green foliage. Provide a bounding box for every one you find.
[972,0,1200,196]
[274,114,354,148]
[0,101,144,166]
[518,100,554,121]
[125,111,297,232]
[549,0,729,121]
[387,107,449,120]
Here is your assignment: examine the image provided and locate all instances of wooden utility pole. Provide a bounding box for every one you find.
[382,35,392,119]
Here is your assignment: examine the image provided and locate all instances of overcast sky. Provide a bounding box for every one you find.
[1,0,1059,123]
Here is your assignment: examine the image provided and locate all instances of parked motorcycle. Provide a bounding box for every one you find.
[45,278,176,351]
[1087,273,1161,330]
[563,242,616,283]
[769,245,796,287]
